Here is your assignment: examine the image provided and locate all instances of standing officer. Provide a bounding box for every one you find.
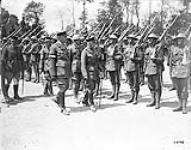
[144,33,164,109]
[105,34,123,101]
[170,33,190,114]
[70,34,83,103]
[49,31,71,115]
[123,35,143,104]
[0,36,24,102]
[81,36,99,112]
[39,36,53,96]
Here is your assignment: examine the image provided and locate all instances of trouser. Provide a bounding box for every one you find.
[147,74,162,101]
[25,60,32,80]
[126,71,140,94]
[31,61,39,82]
[42,71,53,95]
[72,73,82,98]
[56,78,69,109]
[108,71,120,99]
[173,77,188,100]
[82,77,96,106]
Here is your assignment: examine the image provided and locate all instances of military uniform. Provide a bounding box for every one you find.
[81,37,98,111]
[144,34,164,109]
[123,36,143,104]
[39,37,53,96]
[49,31,71,115]
[69,35,83,102]
[0,36,24,102]
[170,34,190,114]
[105,35,123,101]
[28,36,41,83]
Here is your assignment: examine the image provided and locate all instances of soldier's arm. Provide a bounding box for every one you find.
[49,45,57,78]
[81,50,88,79]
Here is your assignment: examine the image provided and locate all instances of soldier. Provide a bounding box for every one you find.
[22,37,32,81]
[105,34,123,101]
[0,36,24,102]
[123,35,143,104]
[39,36,53,96]
[49,31,71,115]
[81,36,99,112]
[170,33,190,114]
[69,34,83,103]
[28,36,40,83]
[144,33,164,109]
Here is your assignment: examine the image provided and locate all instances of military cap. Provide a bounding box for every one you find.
[148,33,159,39]
[173,33,186,40]
[109,34,118,39]
[57,31,67,36]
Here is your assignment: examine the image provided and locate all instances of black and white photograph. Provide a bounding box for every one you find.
[0,0,191,150]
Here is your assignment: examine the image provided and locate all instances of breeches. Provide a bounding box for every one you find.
[126,71,140,92]
[108,71,120,85]
[147,74,162,96]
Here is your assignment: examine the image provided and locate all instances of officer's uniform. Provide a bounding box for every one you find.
[105,35,123,101]
[170,33,190,114]
[69,35,82,102]
[49,31,71,115]
[123,35,143,104]
[144,34,164,109]
[81,36,98,112]
[0,36,24,102]
[39,37,53,96]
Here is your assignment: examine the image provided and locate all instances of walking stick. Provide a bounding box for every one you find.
[98,79,103,108]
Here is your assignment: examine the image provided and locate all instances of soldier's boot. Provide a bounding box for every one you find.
[173,99,182,112]
[48,82,54,96]
[132,91,139,105]
[74,90,80,104]
[43,83,49,96]
[126,91,135,103]
[155,93,160,109]
[109,84,116,99]
[113,84,120,101]
[82,91,89,107]
[3,84,12,103]
[147,92,155,107]
[60,93,70,115]
[13,85,22,100]
[182,99,187,114]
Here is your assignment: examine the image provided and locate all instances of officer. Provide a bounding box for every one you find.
[144,33,164,109]
[70,34,83,103]
[0,36,24,102]
[28,36,40,83]
[170,33,190,114]
[81,36,99,112]
[105,34,123,101]
[49,31,71,115]
[39,36,53,96]
[123,35,143,104]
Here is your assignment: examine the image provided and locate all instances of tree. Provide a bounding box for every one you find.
[23,0,45,24]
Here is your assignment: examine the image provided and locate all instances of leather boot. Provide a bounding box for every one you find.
[48,82,54,96]
[113,84,120,101]
[155,92,160,109]
[93,82,99,97]
[173,99,182,112]
[3,84,12,103]
[182,99,187,114]
[109,84,115,99]
[132,91,139,105]
[147,92,155,107]
[126,90,135,103]
[13,85,22,100]
[43,83,49,96]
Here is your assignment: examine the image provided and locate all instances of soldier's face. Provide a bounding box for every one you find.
[59,35,67,44]
[177,38,185,47]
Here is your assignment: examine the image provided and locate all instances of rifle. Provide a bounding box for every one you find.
[151,14,179,59]
[19,25,41,40]
[6,27,22,39]
[118,25,134,43]
[98,23,107,40]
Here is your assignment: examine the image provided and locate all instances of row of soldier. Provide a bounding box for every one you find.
[0,21,190,115]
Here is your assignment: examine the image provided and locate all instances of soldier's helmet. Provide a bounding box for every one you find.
[173,33,186,40]
[86,35,95,42]
[127,34,138,40]
[109,34,118,40]
[56,31,67,37]
[148,33,159,39]
[73,34,80,41]
[31,36,37,41]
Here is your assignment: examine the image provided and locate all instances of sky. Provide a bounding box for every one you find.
[2,0,183,33]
